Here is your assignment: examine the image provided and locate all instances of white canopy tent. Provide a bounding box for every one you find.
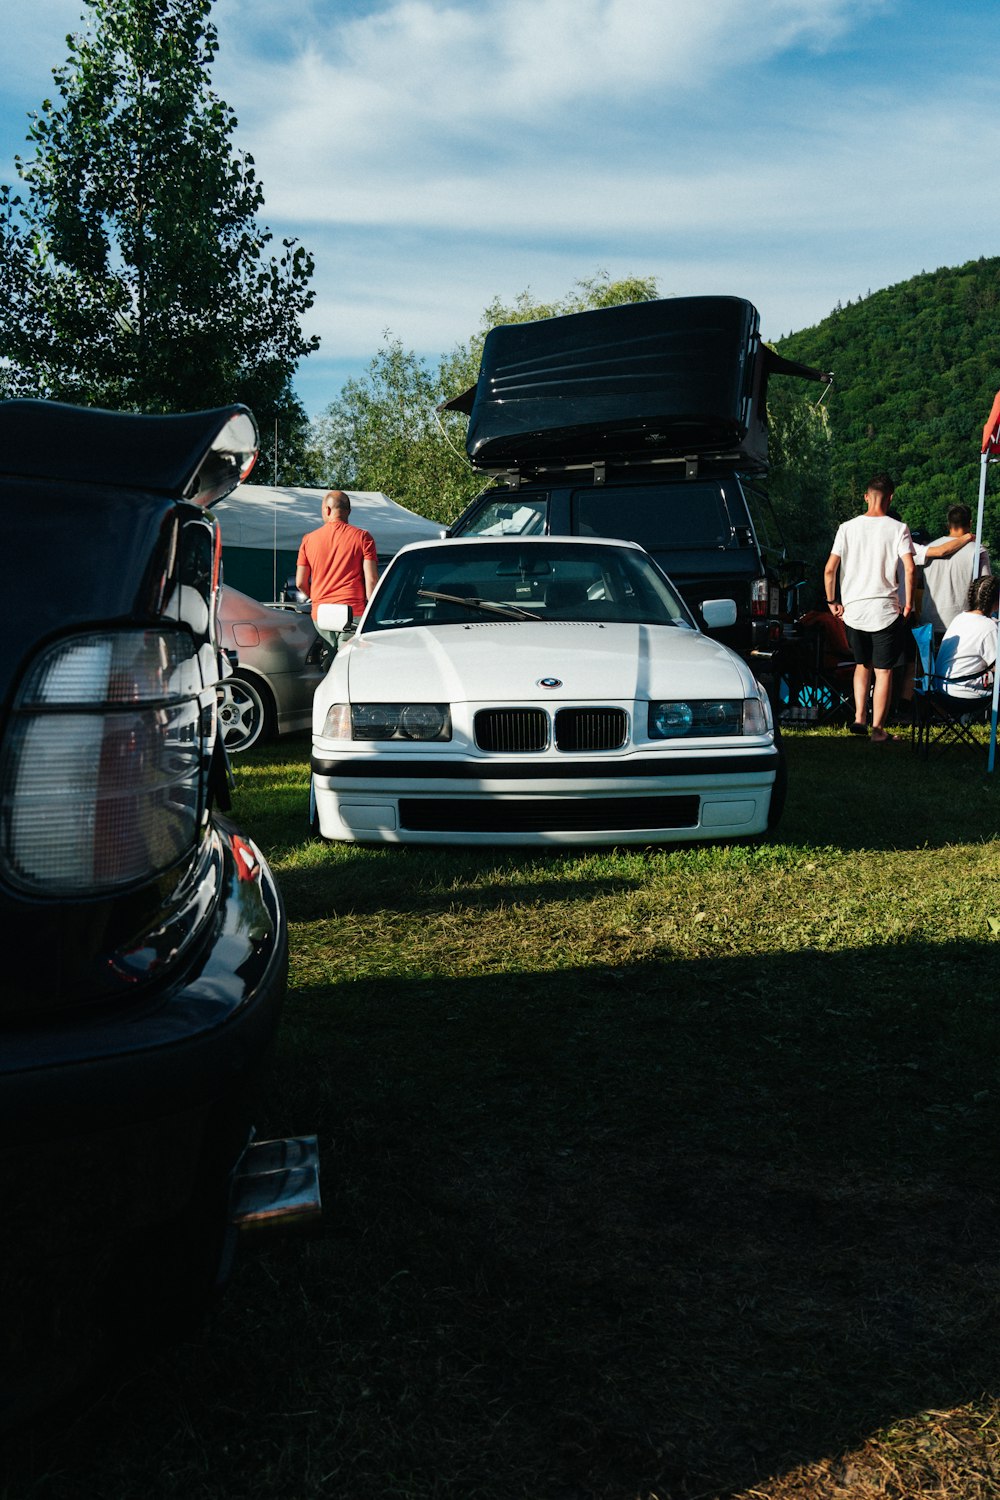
[212,484,441,602]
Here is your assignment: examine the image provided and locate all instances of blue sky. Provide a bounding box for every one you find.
[4,0,999,419]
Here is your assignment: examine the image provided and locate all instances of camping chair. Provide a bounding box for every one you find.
[911,623,992,756]
[779,610,854,726]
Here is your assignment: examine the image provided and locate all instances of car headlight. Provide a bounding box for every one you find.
[648,699,744,738]
[322,703,452,742]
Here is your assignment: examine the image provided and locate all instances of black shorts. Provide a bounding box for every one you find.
[845,617,905,670]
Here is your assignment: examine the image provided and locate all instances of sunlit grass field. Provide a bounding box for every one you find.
[6,727,1000,1500]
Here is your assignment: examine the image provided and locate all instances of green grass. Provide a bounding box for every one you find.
[6,728,1000,1499]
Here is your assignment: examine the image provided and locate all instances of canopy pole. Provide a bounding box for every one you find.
[976,394,1000,768]
[979,454,999,771]
[973,450,989,588]
[988,611,1000,772]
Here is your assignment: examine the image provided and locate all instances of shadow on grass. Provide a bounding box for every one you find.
[10,940,1000,1499]
[276,857,649,921]
[777,729,1000,852]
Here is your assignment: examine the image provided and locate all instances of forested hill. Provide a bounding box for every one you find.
[772,255,1000,551]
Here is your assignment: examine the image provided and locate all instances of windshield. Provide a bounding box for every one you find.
[363,542,693,633]
[460,495,548,536]
[573,480,748,551]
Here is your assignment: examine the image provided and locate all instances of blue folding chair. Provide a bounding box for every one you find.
[911,623,934,696]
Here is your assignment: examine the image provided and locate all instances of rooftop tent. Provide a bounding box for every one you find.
[212,484,441,600]
[439,296,831,473]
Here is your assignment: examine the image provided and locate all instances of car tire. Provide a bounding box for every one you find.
[219,672,276,754]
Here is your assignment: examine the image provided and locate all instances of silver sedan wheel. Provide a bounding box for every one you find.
[218,673,274,753]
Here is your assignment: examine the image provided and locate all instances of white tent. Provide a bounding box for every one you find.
[212,484,441,601]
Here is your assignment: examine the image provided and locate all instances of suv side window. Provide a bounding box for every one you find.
[573,481,746,551]
[462,494,549,536]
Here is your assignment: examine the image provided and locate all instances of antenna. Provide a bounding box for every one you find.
[272,420,279,601]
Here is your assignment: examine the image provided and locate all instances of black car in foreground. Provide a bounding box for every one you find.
[0,400,318,1430]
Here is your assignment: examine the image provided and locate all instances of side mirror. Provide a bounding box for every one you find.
[701,598,738,630]
[316,602,352,632]
[280,576,310,607]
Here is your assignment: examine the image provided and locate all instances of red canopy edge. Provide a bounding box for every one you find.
[982,391,1000,455]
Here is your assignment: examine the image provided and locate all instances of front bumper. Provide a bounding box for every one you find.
[311,746,781,845]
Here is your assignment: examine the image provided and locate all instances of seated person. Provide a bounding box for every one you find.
[798,607,851,673]
[934,576,999,699]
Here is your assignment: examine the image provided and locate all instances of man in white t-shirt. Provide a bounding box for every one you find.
[823,474,915,744]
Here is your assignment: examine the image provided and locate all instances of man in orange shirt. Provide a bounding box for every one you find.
[296,490,378,649]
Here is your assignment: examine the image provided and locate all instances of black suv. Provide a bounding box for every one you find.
[0,400,316,1428]
[444,296,827,673]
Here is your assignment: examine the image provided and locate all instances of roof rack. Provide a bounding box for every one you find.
[480,451,763,489]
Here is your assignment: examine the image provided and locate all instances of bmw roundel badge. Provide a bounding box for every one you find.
[537,677,562,689]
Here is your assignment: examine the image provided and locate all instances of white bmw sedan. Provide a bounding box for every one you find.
[310,537,785,846]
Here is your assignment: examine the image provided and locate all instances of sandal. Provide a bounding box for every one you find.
[848,721,868,736]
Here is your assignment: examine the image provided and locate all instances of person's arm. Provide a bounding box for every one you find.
[924,533,972,560]
[823,553,843,617]
[295,562,311,595]
[363,557,379,600]
[900,552,915,615]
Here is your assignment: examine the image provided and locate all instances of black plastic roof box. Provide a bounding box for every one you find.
[444,295,828,473]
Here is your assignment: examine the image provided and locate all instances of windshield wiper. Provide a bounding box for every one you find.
[417,590,541,621]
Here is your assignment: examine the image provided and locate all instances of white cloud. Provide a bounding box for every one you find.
[216,0,881,157]
[8,0,995,419]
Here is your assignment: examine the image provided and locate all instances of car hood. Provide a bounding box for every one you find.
[343,621,753,702]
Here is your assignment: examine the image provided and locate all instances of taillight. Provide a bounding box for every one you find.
[0,629,208,895]
[750,579,768,618]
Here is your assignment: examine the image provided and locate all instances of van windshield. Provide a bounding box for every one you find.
[573,481,743,551]
[459,495,548,537]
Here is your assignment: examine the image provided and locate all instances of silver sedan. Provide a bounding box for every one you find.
[217,584,331,752]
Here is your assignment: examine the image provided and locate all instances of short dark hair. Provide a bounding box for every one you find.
[948,503,971,531]
[866,473,894,499]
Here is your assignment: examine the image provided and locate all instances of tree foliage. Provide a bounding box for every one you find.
[308,272,660,524]
[308,338,453,510]
[764,372,835,584]
[774,257,1000,554]
[0,0,317,470]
